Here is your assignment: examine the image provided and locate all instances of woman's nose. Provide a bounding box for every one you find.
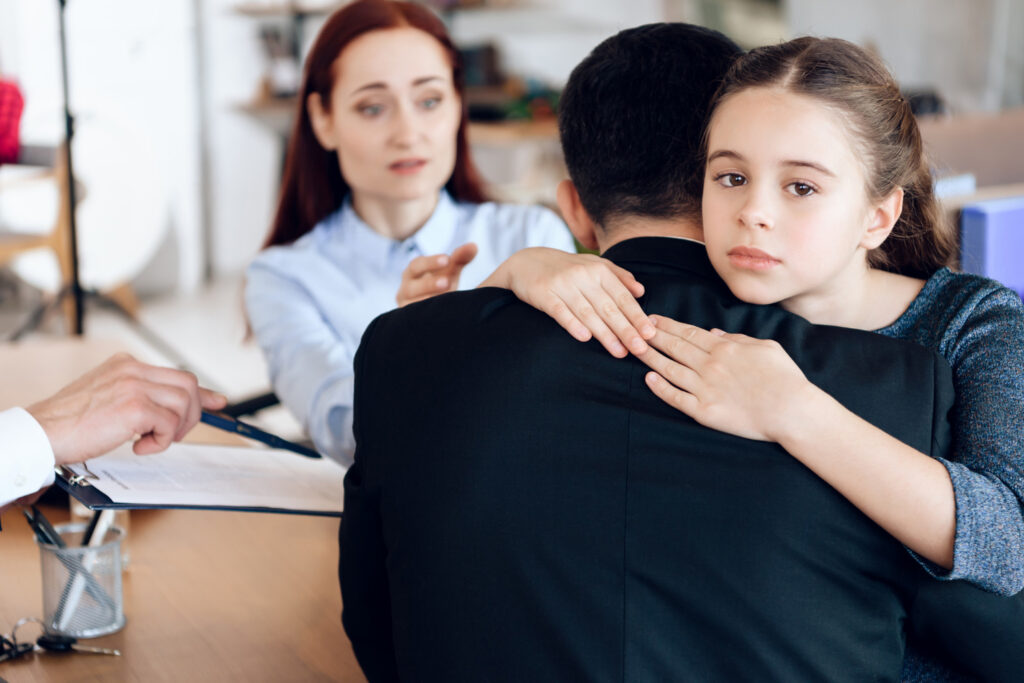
[390,107,419,147]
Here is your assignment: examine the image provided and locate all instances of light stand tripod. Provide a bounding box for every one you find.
[9,0,212,384]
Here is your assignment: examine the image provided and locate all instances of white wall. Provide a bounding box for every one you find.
[784,0,1024,113]
[448,0,664,87]
[199,0,282,278]
[0,0,203,295]
[6,0,1019,296]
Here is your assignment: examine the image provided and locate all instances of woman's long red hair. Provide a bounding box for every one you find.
[262,0,487,248]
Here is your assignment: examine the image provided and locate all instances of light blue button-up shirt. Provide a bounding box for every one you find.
[244,191,574,465]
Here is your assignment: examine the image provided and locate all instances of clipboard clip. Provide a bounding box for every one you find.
[56,463,97,487]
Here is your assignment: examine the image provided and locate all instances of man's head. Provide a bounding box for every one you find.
[556,23,742,250]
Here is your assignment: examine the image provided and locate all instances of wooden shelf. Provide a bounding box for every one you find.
[232,2,338,17]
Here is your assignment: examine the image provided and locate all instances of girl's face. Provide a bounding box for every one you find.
[702,87,895,321]
[308,27,461,206]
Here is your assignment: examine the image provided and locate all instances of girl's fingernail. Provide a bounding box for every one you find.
[436,277,449,289]
[711,328,725,336]
[438,256,449,266]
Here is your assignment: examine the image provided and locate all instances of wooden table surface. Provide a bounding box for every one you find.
[0,339,367,682]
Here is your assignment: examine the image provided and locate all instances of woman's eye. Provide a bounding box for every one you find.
[419,96,441,110]
[787,182,816,197]
[716,173,746,187]
[357,103,384,117]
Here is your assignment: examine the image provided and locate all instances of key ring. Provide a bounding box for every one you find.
[0,617,44,662]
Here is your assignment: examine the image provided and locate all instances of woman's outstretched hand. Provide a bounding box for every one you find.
[396,242,479,307]
[637,315,817,442]
[479,247,654,358]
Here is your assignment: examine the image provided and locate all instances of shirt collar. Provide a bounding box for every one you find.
[335,191,458,260]
[406,190,458,256]
[602,236,720,282]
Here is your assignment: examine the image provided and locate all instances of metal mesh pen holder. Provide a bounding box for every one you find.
[37,522,126,638]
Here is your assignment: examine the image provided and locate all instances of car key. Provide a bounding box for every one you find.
[36,633,121,656]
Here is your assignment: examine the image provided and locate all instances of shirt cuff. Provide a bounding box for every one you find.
[0,407,56,505]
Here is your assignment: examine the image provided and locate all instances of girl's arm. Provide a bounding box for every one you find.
[478,247,654,357]
[638,316,956,568]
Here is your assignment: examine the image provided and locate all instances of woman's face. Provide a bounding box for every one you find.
[701,87,891,321]
[309,27,461,206]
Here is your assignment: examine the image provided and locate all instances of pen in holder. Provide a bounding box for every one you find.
[36,521,126,638]
[70,498,131,569]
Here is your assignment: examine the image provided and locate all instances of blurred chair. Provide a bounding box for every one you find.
[0,144,76,332]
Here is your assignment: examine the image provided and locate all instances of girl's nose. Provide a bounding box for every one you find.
[737,193,774,231]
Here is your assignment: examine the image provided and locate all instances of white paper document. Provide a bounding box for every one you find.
[66,442,346,515]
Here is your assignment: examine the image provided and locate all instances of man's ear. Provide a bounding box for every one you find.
[307,92,336,151]
[556,179,600,252]
[861,187,904,250]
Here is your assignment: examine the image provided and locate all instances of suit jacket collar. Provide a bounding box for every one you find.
[602,236,720,282]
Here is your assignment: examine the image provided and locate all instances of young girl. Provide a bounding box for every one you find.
[485,37,1024,598]
[244,0,574,463]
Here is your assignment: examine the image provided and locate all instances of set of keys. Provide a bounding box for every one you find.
[0,632,120,662]
[35,633,121,657]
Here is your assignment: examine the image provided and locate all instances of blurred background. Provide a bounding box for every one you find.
[0,0,1021,430]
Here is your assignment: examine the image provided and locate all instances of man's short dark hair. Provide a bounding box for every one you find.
[558,23,742,227]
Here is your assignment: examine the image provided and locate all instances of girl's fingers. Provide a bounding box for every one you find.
[607,262,646,299]
[650,316,721,353]
[644,327,714,371]
[645,371,699,416]
[550,268,650,356]
[555,288,628,357]
[541,296,595,344]
[636,342,702,390]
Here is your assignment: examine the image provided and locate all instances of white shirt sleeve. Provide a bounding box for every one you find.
[0,407,56,506]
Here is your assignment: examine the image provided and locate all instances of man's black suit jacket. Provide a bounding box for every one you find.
[340,237,956,682]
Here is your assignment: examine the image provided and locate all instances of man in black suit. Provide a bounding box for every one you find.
[340,24,961,682]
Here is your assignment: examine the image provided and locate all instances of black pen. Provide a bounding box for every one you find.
[22,508,48,544]
[200,411,321,459]
[30,505,66,547]
[81,510,102,546]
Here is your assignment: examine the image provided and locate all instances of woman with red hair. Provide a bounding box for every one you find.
[245,0,573,463]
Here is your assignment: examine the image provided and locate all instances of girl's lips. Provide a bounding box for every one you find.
[389,158,427,175]
[727,246,781,271]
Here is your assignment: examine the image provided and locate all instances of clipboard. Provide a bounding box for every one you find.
[56,442,346,518]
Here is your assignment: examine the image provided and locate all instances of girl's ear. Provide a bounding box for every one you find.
[307,92,337,151]
[860,187,904,250]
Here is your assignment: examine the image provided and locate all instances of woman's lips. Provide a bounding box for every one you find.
[727,246,781,270]
[389,158,427,175]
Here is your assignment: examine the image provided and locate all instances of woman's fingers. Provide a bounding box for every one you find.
[397,244,480,306]
[397,255,453,306]
[406,253,451,279]
[441,242,479,292]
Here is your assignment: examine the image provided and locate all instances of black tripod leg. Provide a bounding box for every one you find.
[89,290,224,393]
[8,284,73,341]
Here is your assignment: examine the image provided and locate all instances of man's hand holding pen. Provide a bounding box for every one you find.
[27,353,227,465]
